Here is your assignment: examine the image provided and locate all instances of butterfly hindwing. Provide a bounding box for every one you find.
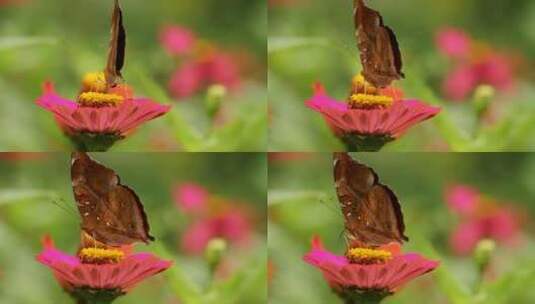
[71,152,154,247]
[333,152,408,248]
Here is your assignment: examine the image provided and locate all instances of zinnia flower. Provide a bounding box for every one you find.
[168,51,241,99]
[435,27,471,59]
[172,182,209,213]
[182,212,252,255]
[304,236,439,303]
[36,72,171,151]
[436,27,515,101]
[159,25,196,56]
[444,184,522,255]
[36,235,172,303]
[306,74,440,151]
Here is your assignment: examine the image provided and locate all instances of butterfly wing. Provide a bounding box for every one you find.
[71,152,154,247]
[105,0,126,88]
[333,152,407,248]
[354,0,404,88]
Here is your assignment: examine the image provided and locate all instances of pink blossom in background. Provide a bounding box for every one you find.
[159,25,196,56]
[436,27,471,59]
[445,184,522,255]
[303,236,439,294]
[475,54,513,91]
[442,65,478,101]
[168,52,241,99]
[160,24,243,100]
[445,184,479,216]
[436,27,516,101]
[173,182,208,213]
[450,221,486,255]
[36,235,171,294]
[181,212,252,255]
[168,61,204,98]
[306,83,440,139]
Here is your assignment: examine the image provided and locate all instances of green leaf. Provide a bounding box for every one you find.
[0,189,58,206]
[268,189,327,207]
[0,36,57,51]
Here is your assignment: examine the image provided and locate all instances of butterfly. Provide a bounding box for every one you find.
[354,0,404,88]
[333,152,408,248]
[71,152,154,247]
[105,0,126,88]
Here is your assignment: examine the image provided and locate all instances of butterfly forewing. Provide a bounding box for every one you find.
[354,0,404,88]
[71,152,154,247]
[105,0,126,88]
[333,153,407,248]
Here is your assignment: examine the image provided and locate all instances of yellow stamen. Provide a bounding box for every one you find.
[349,93,393,108]
[81,72,108,93]
[79,247,124,264]
[78,92,124,107]
[346,247,393,264]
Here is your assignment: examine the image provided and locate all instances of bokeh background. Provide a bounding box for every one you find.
[0,0,266,151]
[268,153,535,303]
[269,0,535,151]
[0,152,267,304]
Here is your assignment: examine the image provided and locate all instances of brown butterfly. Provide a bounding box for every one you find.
[105,0,126,88]
[354,0,404,88]
[333,152,408,248]
[71,152,154,247]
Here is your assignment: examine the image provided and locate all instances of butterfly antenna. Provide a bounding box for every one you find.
[50,197,77,217]
[318,196,339,215]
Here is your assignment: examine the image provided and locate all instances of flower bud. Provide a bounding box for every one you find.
[204,238,227,272]
[474,238,496,273]
[473,85,495,117]
[205,84,227,119]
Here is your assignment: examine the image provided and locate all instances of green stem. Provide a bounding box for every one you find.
[71,287,123,304]
[339,288,390,304]
[342,134,393,152]
[69,133,123,151]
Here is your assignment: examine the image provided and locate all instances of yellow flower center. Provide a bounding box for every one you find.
[346,247,393,264]
[348,73,393,109]
[79,247,124,264]
[78,92,124,107]
[349,94,393,108]
[81,72,108,93]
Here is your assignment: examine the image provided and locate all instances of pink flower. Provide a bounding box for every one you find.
[36,236,172,300]
[303,236,439,299]
[159,25,196,56]
[442,65,478,101]
[306,83,440,147]
[168,52,241,99]
[168,61,204,98]
[445,185,522,255]
[475,54,513,90]
[36,81,170,150]
[182,212,252,255]
[436,27,516,101]
[435,28,471,59]
[444,184,480,216]
[173,182,208,213]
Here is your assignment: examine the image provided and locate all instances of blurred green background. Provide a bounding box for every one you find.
[268,0,535,151]
[0,152,267,304]
[268,153,535,303]
[0,0,267,151]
